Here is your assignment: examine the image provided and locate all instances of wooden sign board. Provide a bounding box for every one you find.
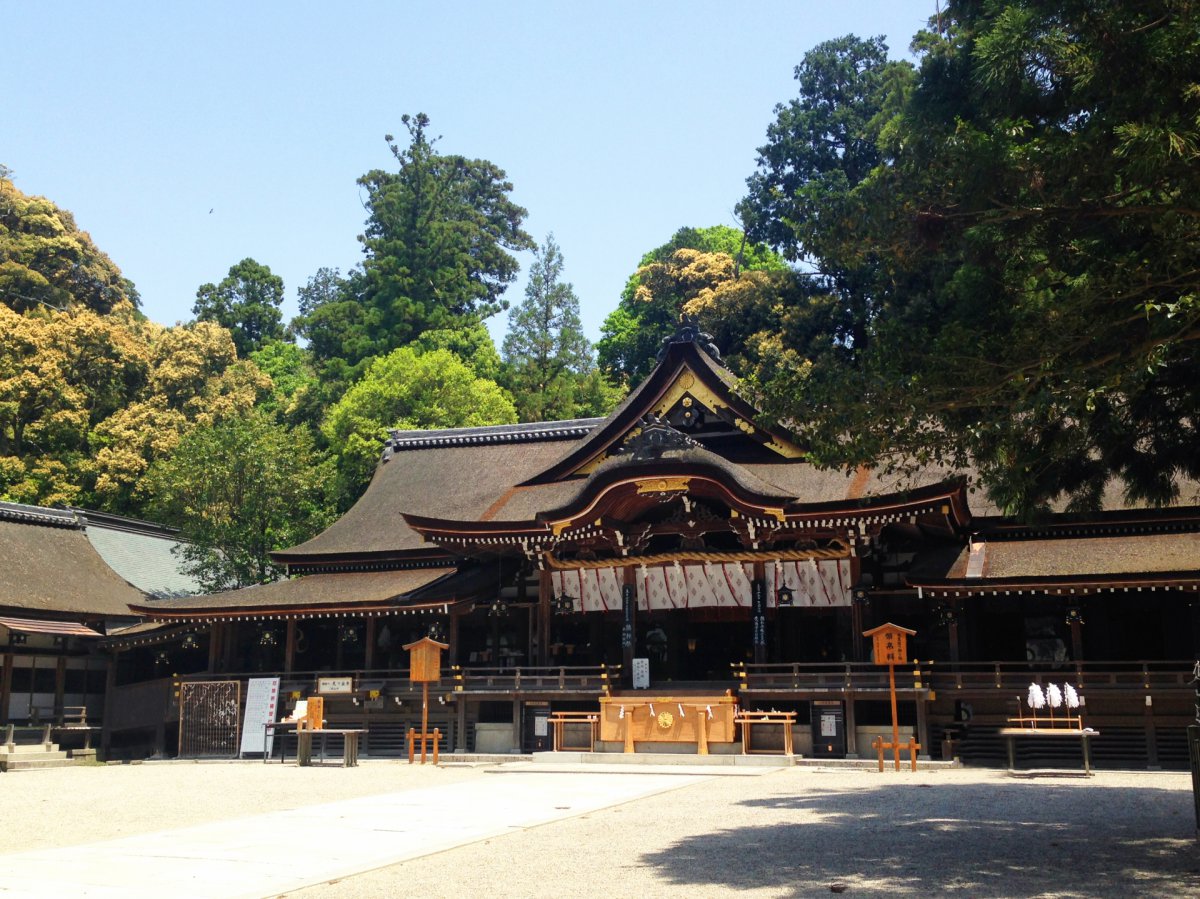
[864,622,916,666]
[303,696,324,730]
[403,636,449,684]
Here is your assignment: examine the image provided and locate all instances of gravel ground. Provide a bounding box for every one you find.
[2,762,1197,898]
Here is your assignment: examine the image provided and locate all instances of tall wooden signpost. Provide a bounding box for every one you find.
[864,623,919,771]
[404,636,448,764]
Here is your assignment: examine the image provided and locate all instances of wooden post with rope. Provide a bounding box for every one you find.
[404,636,448,764]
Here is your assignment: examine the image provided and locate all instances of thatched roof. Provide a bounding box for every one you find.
[130,567,457,617]
[0,502,147,618]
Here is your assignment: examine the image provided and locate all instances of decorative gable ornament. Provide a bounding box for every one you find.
[657,313,723,364]
[615,414,702,461]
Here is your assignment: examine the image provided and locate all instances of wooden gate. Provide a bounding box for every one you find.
[178,680,241,758]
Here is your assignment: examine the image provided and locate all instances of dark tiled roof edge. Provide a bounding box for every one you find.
[384,418,603,452]
[0,501,81,529]
[70,507,183,539]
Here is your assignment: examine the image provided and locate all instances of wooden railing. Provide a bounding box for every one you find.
[737,660,1196,695]
[178,664,621,697]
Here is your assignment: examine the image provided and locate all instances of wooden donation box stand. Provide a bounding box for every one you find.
[404,637,448,764]
[599,694,737,754]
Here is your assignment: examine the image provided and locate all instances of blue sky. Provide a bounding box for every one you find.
[5,1,935,345]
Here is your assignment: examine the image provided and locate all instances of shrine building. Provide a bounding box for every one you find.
[82,326,1200,765]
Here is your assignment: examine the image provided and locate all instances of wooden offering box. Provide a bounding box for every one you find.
[599,694,738,753]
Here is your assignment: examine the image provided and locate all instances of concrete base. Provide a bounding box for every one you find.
[533,750,790,767]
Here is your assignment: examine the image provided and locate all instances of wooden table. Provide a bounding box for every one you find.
[266,724,367,767]
[998,727,1099,775]
[549,712,599,751]
[735,710,797,755]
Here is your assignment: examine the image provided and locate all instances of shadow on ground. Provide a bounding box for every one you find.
[641,781,1200,898]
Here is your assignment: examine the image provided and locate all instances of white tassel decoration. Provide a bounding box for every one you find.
[619,705,625,719]
[678,703,685,718]
[1047,683,1063,709]
[706,705,713,720]
[1027,683,1046,710]
[1064,684,1081,709]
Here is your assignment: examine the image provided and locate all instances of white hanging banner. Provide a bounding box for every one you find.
[766,559,852,607]
[552,560,849,611]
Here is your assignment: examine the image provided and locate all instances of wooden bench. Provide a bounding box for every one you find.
[999,726,1099,775]
[264,723,366,767]
[735,710,797,755]
[52,706,101,751]
[549,712,599,752]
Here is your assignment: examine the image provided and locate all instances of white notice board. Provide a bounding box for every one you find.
[239,677,281,756]
[632,658,650,690]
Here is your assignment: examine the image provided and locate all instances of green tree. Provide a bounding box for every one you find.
[502,234,597,421]
[193,258,286,357]
[146,410,333,590]
[322,346,517,505]
[296,114,534,377]
[249,339,322,429]
[754,6,1200,514]
[740,35,916,357]
[597,226,787,382]
[0,175,135,314]
[411,321,503,381]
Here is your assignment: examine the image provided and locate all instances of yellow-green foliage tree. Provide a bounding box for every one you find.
[0,173,279,511]
[0,175,133,315]
[90,321,272,511]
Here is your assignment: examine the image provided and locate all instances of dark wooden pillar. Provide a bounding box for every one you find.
[1,650,13,724]
[207,622,222,673]
[53,655,67,721]
[448,609,460,667]
[844,694,858,758]
[752,561,767,665]
[284,619,297,673]
[948,603,962,665]
[364,618,377,670]
[455,697,468,752]
[1068,616,1085,662]
[850,600,866,662]
[221,621,239,671]
[538,570,552,666]
[101,652,118,758]
[622,567,637,686]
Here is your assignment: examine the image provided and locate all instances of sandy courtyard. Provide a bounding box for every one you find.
[0,761,1197,898]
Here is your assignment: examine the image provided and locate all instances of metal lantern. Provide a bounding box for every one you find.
[776,584,794,607]
[553,592,576,615]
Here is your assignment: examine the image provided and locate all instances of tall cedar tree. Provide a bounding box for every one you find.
[192,258,286,357]
[502,235,595,421]
[749,6,1200,515]
[344,114,532,365]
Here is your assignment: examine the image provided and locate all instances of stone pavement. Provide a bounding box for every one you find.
[0,770,712,898]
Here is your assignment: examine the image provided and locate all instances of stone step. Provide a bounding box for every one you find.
[0,743,63,756]
[0,754,74,772]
